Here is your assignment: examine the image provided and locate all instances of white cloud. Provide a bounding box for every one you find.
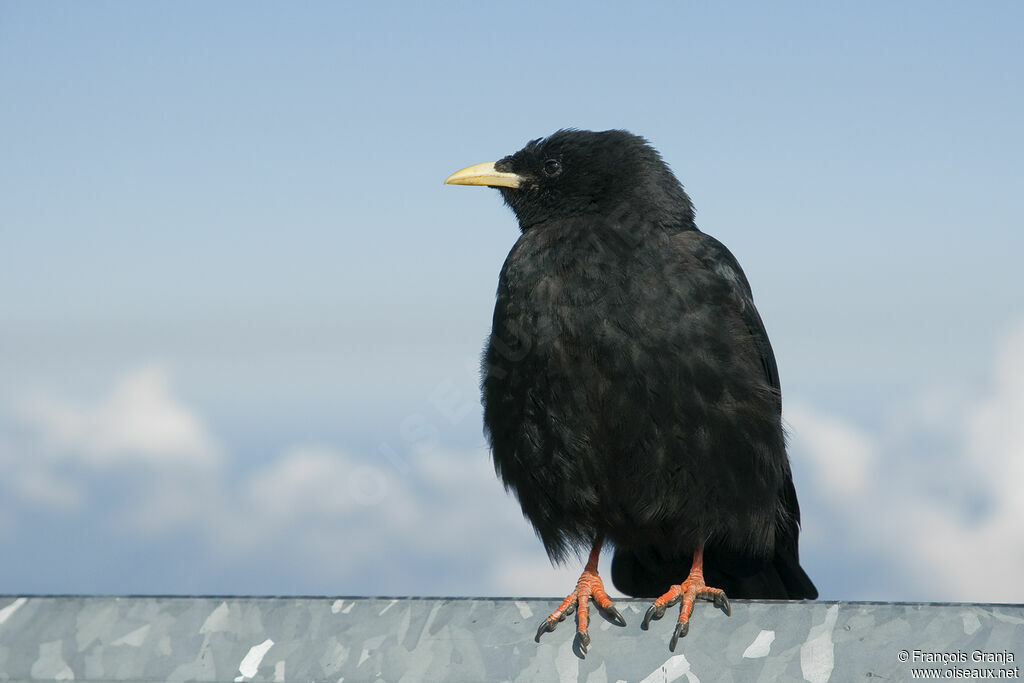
[16,365,221,469]
[966,324,1024,505]
[222,442,585,596]
[785,405,875,499]
[14,323,1022,603]
[0,365,577,596]
[787,321,1024,602]
[246,444,379,519]
[7,466,83,509]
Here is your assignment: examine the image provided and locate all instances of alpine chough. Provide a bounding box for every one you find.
[446,129,817,652]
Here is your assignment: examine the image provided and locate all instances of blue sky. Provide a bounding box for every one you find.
[2,2,1023,602]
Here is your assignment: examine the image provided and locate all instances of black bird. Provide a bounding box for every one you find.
[445,129,817,652]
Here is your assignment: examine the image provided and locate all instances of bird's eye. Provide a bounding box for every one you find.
[543,159,562,176]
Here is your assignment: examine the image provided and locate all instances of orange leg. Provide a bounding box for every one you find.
[535,538,626,652]
[641,544,731,651]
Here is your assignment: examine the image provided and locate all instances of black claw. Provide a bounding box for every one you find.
[714,592,732,616]
[669,621,689,651]
[604,604,627,627]
[563,603,576,618]
[642,604,664,630]
[577,629,590,653]
[535,618,557,643]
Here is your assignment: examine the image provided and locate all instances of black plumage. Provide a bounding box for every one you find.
[446,129,816,650]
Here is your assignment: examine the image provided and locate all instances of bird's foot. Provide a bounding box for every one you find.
[641,575,730,651]
[535,568,625,654]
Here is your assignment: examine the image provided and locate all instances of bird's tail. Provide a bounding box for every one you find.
[611,544,818,600]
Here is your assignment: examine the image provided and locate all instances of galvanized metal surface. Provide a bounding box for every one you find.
[0,596,1022,682]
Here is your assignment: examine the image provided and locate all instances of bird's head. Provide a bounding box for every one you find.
[445,129,695,232]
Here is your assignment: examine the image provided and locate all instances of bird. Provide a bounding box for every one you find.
[445,129,817,652]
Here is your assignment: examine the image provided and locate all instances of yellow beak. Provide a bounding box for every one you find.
[444,161,523,189]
